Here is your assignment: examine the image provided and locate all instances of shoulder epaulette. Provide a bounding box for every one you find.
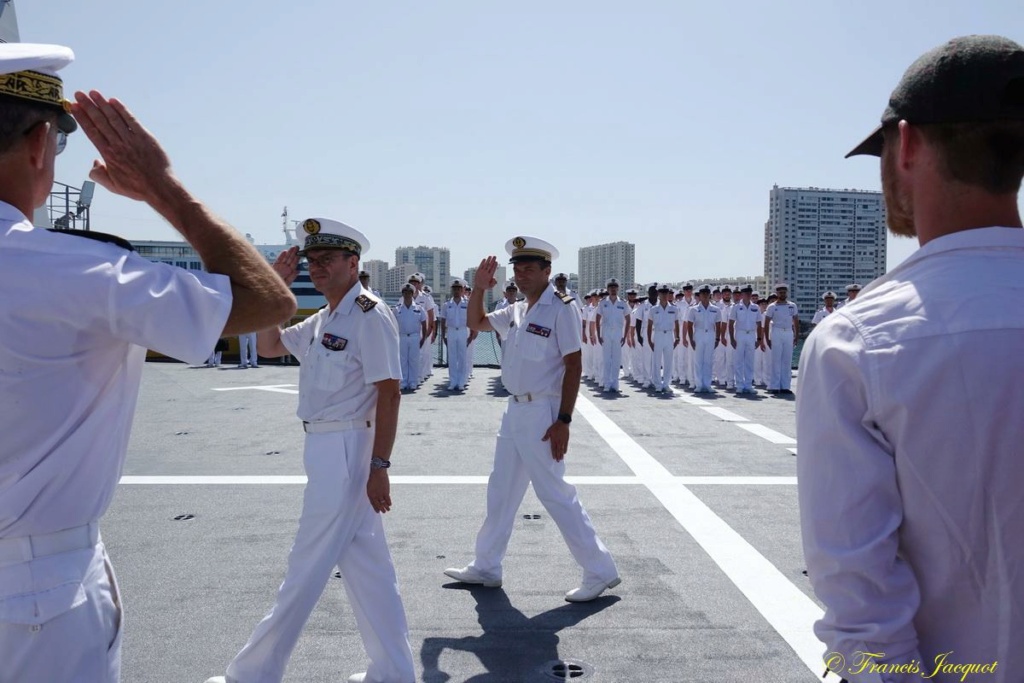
[557,292,574,304]
[51,228,135,252]
[355,294,378,312]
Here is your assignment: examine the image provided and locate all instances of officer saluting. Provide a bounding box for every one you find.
[209,219,415,683]
[444,237,620,602]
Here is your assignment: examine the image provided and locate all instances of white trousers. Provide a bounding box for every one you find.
[419,334,433,382]
[600,329,624,390]
[446,328,469,389]
[227,429,414,683]
[470,398,618,584]
[638,341,653,386]
[693,334,716,390]
[754,347,765,385]
[239,332,258,367]
[652,332,674,390]
[681,343,694,385]
[769,330,794,390]
[398,334,420,389]
[713,342,725,383]
[0,540,122,683]
[733,332,756,391]
[723,343,735,387]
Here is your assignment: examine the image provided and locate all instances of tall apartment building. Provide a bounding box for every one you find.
[464,265,508,311]
[764,185,886,321]
[577,242,635,295]
[395,245,451,293]
[385,263,420,298]
[362,259,390,294]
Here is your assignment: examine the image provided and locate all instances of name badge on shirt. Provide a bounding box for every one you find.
[321,333,348,351]
[526,323,551,338]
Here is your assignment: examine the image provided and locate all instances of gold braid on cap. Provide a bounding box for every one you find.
[511,247,552,260]
[0,70,68,109]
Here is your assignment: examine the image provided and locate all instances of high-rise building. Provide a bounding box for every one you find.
[764,185,886,321]
[465,265,508,311]
[395,246,451,293]
[362,259,390,294]
[385,263,420,298]
[577,242,635,295]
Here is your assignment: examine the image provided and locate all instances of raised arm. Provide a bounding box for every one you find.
[467,256,498,333]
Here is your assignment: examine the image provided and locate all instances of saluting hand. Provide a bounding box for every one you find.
[542,420,570,462]
[474,256,499,290]
[71,91,173,204]
[272,246,300,286]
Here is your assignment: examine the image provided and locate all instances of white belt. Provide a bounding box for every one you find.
[0,522,99,564]
[509,392,556,404]
[303,420,373,433]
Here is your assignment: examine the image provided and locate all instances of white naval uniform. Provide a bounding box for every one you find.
[811,305,835,325]
[238,331,259,367]
[764,300,798,391]
[0,204,232,683]
[718,302,735,387]
[678,297,696,386]
[648,302,678,391]
[636,300,654,387]
[687,303,720,392]
[393,302,426,389]
[596,296,629,391]
[414,290,436,383]
[228,284,414,683]
[467,285,618,585]
[441,297,470,390]
[729,302,761,392]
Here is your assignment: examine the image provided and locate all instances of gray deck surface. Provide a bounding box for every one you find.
[106,362,826,683]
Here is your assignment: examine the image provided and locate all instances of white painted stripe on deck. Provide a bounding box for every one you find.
[680,476,797,486]
[117,475,651,486]
[736,423,797,445]
[698,406,748,422]
[212,384,299,394]
[787,448,799,456]
[575,394,823,680]
[668,389,710,405]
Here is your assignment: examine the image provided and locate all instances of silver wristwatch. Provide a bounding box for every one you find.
[370,456,391,470]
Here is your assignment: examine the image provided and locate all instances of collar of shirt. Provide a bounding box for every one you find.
[0,200,29,229]
[330,282,372,316]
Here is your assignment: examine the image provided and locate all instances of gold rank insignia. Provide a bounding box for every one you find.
[355,294,378,312]
[303,219,321,235]
[557,292,574,304]
[512,236,527,249]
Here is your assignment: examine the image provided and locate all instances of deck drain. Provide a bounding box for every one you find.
[522,514,542,520]
[173,514,195,521]
[540,659,592,680]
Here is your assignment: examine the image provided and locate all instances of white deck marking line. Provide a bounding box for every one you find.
[736,423,798,445]
[668,388,710,405]
[787,448,799,456]
[575,394,823,680]
[212,384,299,395]
[698,406,749,422]
[118,475,799,486]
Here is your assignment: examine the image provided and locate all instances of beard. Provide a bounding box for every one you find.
[882,144,917,238]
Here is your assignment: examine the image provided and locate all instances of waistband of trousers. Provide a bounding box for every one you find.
[303,420,373,434]
[0,521,99,564]
[508,392,558,404]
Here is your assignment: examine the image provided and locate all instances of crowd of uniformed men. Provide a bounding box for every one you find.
[385,269,863,397]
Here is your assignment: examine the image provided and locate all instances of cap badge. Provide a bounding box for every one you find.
[512,236,526,249]
[303,219,321,235]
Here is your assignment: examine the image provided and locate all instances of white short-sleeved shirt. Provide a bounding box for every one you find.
[280,284,400,423]
[393,302,426,335]
[487,285,581,397]
[440,298,469,331]
[414,291,436,317]
[648,303,678,333]
[718,301,734,323]
[797,227,1024,676]
[0,204,232,537]
[730,302,762,332]
[764,301,799,332]
[597,297,629,332]
[811,306,835,325]
[687,303,720,334]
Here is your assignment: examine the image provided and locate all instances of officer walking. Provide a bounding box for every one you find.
[444,237,620,602]
[394,283,427,391]
[209,219,415,683]
[764,283,799,395]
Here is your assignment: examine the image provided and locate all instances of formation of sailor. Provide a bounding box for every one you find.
[394,283,428,391]
[763,283,799,395]
[444,236,621,603]
[728,286,764,394]
[409,273,437,385]
[646,284,680,392]
[595,278,629,393]
[685,284,721,393]
[439,278,475,392]
[810,291,837,326]
[836,282,861,308]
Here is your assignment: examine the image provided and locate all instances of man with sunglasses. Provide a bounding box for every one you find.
[798,35,1024,681]
[0,44,296,682]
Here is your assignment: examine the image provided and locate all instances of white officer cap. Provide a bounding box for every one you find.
[682,282,694,290]
[657,283,671,292]
[739,285,753,293]
[504,281,518,290]
[626,288,638,295]
[401,283,414,293]
[606,277,620,287]
[823,291,836,300]
[698,283,712,293]
[846,283,862,292]
[422,285,432,293]
[554,272,569,280]
[775,282,789,290]
[751,290,761,297]
[298,218,369,257]
[450,278,466,288]
[0,43,78,134]
[505,235,559,263]
[408,273,424,283]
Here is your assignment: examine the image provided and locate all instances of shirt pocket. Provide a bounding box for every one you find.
[519,331,550,361]
[308,344,355,391]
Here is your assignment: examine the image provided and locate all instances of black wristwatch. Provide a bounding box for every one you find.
[370,456,391,470]
[557,412,572,424]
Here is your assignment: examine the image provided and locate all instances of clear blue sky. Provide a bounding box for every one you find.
[24,1,1024,282]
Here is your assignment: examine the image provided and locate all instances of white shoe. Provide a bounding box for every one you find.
[347,674,367,683]
[204,677,228,683]
[565,576,621,602]
[443,565,502,587]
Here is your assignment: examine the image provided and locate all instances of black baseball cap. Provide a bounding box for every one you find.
[847,35,1024,158]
